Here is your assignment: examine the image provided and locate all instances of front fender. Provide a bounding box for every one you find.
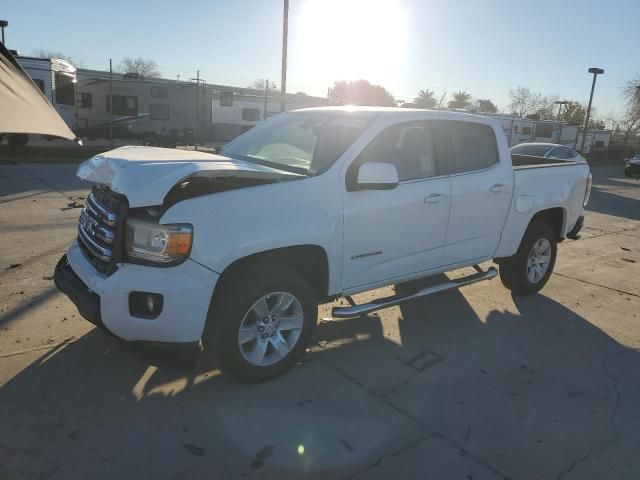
[160,173,343,294]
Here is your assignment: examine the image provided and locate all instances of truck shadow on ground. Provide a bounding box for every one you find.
[587,186,640,221]
[0,278,638,479]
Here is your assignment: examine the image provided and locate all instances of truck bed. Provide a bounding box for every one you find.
[511,154,583,170]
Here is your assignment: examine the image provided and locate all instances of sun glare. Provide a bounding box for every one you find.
[295,0,408,87]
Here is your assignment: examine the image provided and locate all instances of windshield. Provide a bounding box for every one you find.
[510,144,553,157]
[221,111,371,175]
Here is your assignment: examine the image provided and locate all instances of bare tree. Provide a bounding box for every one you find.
[508,86,560,119]
[32,49,79,65]
[508,86,544,117]
[117,57,160,78]
[618,76,640,145]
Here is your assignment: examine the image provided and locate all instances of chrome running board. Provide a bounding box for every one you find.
[331,266,497,319]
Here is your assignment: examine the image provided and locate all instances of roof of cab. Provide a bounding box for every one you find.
[293,105,490,121]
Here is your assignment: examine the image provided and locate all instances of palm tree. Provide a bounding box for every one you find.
[414,89,437,109]
[447,90,472,109]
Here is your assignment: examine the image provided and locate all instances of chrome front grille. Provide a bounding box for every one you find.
[77,188,125,266]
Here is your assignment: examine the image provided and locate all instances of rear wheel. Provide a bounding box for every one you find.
[204,263,317,382]
[498,222,557,295]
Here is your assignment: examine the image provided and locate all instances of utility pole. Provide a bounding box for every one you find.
[195,70,200,150]
[109,58,113,148]
[554,100,569,144]
[554,100,569,120]
[0,20,8,45]
[264,78,269,120]
[580,67,604,154]
[280,0,289,112]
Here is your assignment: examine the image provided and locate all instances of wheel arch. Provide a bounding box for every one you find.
[529,207,567,241]
[211,244,331,306]
[495,205,567,259]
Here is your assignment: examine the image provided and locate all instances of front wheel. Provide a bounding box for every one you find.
[498,222,557,295]
[204,264,317,382]
[625,167,632,177]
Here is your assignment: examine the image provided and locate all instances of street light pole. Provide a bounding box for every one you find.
[0,20,8,45]
[280,0,289,113]
[580,67,604,154]
[554,100,569,120]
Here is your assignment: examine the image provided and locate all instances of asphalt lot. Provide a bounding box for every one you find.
[0,160,639,479]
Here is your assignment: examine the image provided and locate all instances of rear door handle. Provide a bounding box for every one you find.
[490,183,505,193]
[424,193,447,204]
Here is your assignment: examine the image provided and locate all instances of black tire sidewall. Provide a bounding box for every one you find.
[509,222,557,294]
[208,264,317,382]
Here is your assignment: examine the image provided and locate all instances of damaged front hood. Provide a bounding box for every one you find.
[77,146,301,207]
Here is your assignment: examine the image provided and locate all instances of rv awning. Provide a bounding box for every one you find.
[0,42,76,141]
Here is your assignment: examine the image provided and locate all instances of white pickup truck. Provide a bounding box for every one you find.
[54,107,592,381]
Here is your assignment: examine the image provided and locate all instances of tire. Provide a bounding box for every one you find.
[498,221,557,295]
[204,263,317,382]
[625,167,632,177]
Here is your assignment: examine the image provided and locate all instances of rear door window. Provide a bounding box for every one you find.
[444,121,499,174]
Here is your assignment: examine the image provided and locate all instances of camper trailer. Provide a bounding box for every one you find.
[4,55,77,146]
[210,90,326,141]
[17,56,77,130]
[485,113,579,148]
[76,70,327,145]
[576,129,611,153]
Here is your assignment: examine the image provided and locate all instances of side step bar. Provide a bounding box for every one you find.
[331,266,498,319]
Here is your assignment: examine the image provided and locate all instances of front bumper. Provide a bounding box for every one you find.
[54,241,219,344]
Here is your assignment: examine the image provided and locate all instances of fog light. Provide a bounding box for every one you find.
[129,292,163,319]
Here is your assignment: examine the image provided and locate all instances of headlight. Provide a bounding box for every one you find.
[125,218,193,265]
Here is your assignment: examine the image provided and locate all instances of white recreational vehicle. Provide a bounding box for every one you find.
[3,55,77,147]
[75,69,327,145]
[16,56,77,130]
[485,113,579,148]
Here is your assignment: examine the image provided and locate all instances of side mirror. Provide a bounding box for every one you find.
[355,162,399,190]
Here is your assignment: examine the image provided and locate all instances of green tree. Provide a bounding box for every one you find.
[414,89,437,109]
[475,98,498,113]
[447,90,472,109]
[328,80,396,107]
[558,102,586,125]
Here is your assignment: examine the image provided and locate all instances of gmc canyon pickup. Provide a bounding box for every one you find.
[54,107,592,381]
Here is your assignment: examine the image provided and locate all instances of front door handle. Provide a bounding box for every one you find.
[424,193,447,204]
[490,183,505,193]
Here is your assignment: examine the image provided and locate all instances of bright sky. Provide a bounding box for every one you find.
[3,0,638,117]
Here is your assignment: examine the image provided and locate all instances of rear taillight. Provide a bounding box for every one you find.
[583,172,592,207]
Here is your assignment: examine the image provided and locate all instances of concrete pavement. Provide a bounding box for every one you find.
[0,162,639,479]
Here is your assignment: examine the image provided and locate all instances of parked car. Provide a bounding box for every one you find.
[54,108,592,381]
[624,154,640,177]
[510,142,586,162]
